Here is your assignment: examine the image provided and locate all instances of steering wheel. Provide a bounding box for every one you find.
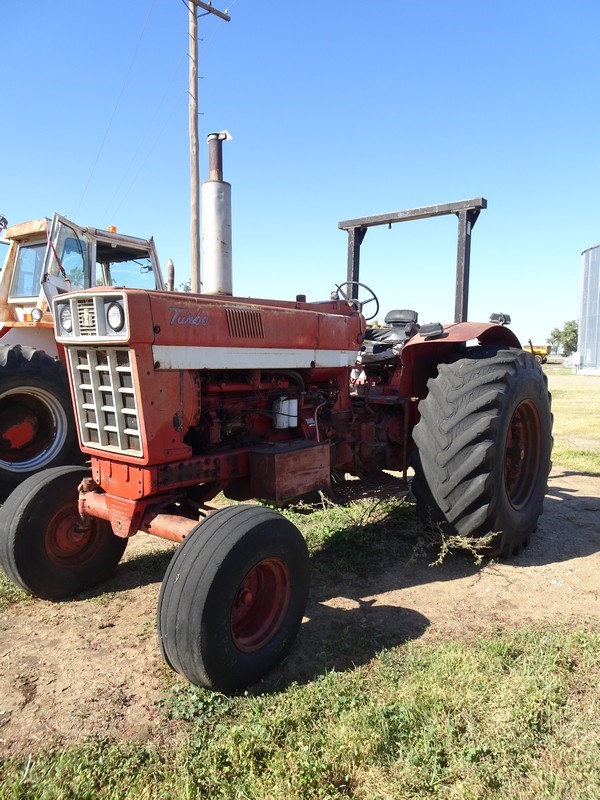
[334,281,380,321]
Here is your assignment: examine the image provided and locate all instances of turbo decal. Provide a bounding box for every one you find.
[169,306,209,327]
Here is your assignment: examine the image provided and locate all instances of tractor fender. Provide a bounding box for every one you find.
[400,322,522,399]
[405,321,521,351]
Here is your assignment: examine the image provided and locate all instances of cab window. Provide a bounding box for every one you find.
[45,227,88,289]
[10,243,46,297]
[58,237,86,288]
[94,255,157,290]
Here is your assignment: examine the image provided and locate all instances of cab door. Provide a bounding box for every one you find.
[41,213,92,307]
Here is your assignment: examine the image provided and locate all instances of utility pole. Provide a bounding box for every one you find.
[188,1,230,294]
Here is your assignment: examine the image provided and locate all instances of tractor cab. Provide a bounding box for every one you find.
[0,213,167,352]
[41,213,165,306]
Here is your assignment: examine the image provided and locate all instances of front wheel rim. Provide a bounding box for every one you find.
[505,399,543,510]
[230,558,292,653]
[45,506,101,567]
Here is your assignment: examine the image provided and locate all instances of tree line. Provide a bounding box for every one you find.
[547,320,578,357]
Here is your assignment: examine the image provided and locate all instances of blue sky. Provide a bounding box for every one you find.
[1,0,598,346]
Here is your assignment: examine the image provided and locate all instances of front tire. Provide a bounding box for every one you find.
[0,466,127,599]
[412,347,553,557]
[158,505,310,692]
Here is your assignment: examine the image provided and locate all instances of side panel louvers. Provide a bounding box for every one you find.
[226,307,265,339]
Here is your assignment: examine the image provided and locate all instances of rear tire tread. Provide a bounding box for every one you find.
[412,347,553,558]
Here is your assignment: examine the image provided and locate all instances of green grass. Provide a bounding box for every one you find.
[546,369,600,474]
[0,571,29,612]
[1,624,598,799]
[282,496,423,572]
[550,447,600,475]
[0,369,598,797]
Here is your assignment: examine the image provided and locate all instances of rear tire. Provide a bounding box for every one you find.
[0,345,82,500]
[158,505,310,692]
[412,347,553,557]
[0,465,127,599]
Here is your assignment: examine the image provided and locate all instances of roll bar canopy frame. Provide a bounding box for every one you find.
[338,197,487,323]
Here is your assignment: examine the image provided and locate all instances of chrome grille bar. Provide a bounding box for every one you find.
[76,299,97,336]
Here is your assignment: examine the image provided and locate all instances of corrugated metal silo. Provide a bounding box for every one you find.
[580,244,600,373]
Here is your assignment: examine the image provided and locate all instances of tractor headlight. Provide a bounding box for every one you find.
[59,304,73,333]
[106,301,125,332]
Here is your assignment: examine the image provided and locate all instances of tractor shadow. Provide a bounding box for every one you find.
[304,468,600,584]
[531,469,600,564]
[83,467,599,604]
[263,600,431,692]
[76,543,177,599]
[255,469,600,691]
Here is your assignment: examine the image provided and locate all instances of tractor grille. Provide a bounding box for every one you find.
[67,346,142,455]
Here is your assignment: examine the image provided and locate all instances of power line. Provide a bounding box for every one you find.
[74,0,158,217]
[100,53,185,226]
[103,0,238,226]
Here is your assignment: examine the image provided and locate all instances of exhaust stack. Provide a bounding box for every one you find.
[201,130,232,295]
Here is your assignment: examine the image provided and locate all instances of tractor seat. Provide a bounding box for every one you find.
[358,310,419,365]
[365,309,419,345]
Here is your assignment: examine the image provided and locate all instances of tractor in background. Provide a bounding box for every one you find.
[527,340,551,365]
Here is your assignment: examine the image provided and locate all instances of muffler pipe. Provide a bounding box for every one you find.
[202,130,233,295]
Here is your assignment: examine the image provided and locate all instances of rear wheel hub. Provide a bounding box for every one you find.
[505,399,542,510]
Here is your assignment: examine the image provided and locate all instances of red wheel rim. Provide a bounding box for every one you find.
[505,399,542,510]
[45,505,100,567]
[0,386,68,471]
[0,408,38,450]
[230,558,292,653]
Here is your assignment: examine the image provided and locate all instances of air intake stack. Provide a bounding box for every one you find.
[201,130,233,295]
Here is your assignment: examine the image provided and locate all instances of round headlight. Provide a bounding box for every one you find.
[106,301,125,332]
[31,307,44,322]
[59,305,73,333]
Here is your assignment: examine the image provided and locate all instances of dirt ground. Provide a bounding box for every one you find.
[1,467,599,757]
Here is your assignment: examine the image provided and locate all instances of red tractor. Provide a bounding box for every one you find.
[0,197,553,693]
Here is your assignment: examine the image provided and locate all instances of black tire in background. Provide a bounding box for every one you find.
[412,347,553,558]
[158,504,310,693]
[0,465,127,599]
[0,345,82,500]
